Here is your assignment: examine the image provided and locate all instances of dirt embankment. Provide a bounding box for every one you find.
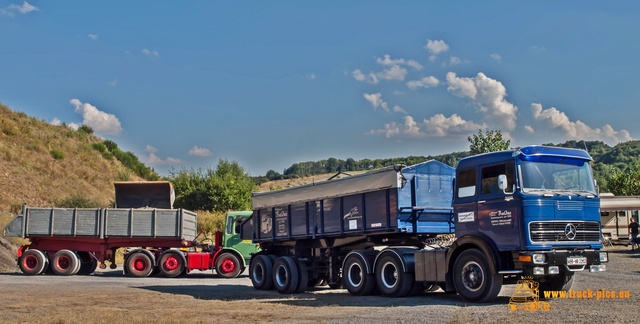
[0,236,17,271]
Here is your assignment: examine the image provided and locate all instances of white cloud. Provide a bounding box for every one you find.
[88,34,98,40]
[425,39,449,55]
[376,54,423,71]
[352,69,379,84]
[1,1,38,16]
[145,145,158,154]
[425,39,449,62]
[406,76,440,89]
[376,65,408,81]
[69,99,123,136]
[352,69,366,81]
[363,93,389,112]
[107,79,118,87]
[145,145,183,165]
[524,125,535,134]
[369,114,484,139]
[446,72,518,132]
[490,53,502,62]
[392,105,407,114]
[449,56,462,66]
[306,73,317,80]
[50,118,62,126]
[188,146,213,157]
[531,103,632,144]
[142,48,159,57]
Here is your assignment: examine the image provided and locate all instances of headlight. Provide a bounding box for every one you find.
[599,251,608,262]
[533,253,546,264]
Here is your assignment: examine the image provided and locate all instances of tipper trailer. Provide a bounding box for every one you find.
[3,182,258,278]
[243,146,608,302]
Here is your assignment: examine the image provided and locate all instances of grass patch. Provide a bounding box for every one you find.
[49,149,64,160]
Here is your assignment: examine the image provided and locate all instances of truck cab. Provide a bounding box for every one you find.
[452,146,607,294]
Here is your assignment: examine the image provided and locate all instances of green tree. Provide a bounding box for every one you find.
[170,160,255,212]
[468,129,511,155]
[606,164,640,196]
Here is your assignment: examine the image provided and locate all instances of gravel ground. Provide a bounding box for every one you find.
[0,245,638,323]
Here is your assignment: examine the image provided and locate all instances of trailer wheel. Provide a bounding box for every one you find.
[126,252,154,277]
[19,249,49,275]
[452,249,503,302]
[216,252,242,278]
[159,251,185,278]
[273,256,299,294]
[375,252,414,297]
[77,252,98,275]
[51,250,81,276]
[250,254,274,290]
[295,259,309,293]
[343,254,376,296]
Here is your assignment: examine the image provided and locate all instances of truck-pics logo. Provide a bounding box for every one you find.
[508,278,550,312]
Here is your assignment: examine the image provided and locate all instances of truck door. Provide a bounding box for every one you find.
[454,167,479,236]
[227,215,260,256]
[477,162,521,250]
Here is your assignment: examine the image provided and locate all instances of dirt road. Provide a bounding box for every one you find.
[0,246,638,323]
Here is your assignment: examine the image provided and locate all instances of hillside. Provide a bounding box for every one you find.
[0,102,151,270]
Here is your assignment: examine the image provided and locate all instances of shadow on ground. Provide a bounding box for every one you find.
[137,284,511,308]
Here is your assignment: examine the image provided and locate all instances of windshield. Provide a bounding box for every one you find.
[520,160,595,194]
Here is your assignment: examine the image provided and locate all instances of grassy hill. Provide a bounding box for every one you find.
[0,102,153,270]
[0,103,148,213]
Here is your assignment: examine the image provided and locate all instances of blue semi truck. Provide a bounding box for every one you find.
[243,146,608,302]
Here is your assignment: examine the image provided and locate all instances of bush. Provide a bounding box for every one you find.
[91,142,106,153]
[50,149,64,160]
[78,125,94,135]
[196,210,226,236]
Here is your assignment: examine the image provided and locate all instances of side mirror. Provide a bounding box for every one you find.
[498,174,508,192]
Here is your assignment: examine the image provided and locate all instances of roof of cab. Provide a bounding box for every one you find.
[456,145,592,169]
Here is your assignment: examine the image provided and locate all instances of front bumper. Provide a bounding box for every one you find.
[518,249,607,276]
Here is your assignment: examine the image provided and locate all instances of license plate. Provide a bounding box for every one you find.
[567,257,587,266]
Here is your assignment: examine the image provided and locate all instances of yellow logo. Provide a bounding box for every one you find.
[508,279,551,312]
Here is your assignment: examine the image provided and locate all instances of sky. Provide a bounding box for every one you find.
[1,1,639,176]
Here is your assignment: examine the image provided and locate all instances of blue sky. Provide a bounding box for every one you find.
[1,1,638,176]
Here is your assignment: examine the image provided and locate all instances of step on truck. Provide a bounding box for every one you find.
[242,146,608,302]
[3,181,259,278]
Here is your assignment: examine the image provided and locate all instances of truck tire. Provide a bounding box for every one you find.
[374,252,414,297]
[295,259,309,293]
[159,250,185,278]
[343,254,376,296]
[539,271,574,298]
[273,256,299,294]
[77,252,98,275]
[215,252,242,278]
[250,254,274,290]
[19,249,49,275]
[126,252,154,277]
[51,250,81,276]
[452,249,503,302]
